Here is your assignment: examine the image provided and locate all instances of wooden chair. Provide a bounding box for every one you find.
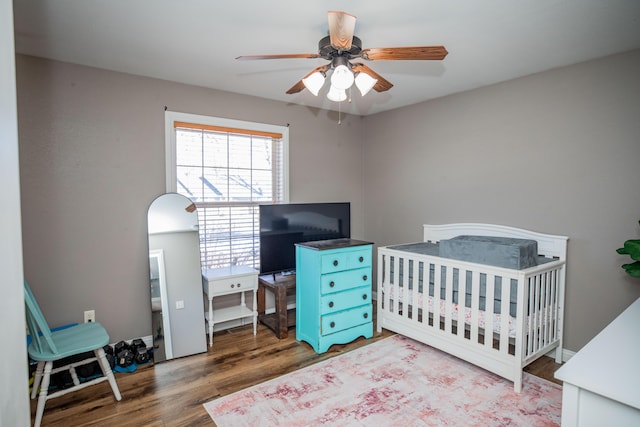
[24,281,122,427]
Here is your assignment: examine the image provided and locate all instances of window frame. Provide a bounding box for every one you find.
[164,111,290,269]
[164,111,289,199]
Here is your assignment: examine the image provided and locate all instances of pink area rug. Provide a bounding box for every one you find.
[204,335,562,426]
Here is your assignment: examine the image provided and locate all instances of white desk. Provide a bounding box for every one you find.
[554,297,640,426]
[202,265,258,347]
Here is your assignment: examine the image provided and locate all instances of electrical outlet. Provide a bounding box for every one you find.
[84,310,95,323]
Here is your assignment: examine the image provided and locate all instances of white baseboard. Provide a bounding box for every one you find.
[553,348,576,363]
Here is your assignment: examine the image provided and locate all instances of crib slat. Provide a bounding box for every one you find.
[527,277,535,356]
[470,270,480,344]
[396,256,409,319]
[377,252,384,332]
[385,255,391,314]
[419,261,429,326]
[536,275,543,351]
[538,272,546,349]
[549,270,558,342]
[539,272,546,348]
[433,263,442,330]
[499,276,511,353]
[401,258,409,320]
[444,266,454,333]
[392,256,400,315]
[543,271,551,347]
[531,275,541,354]
[411,259,420,322]
[484,274,495,351]
[456,270,466,340]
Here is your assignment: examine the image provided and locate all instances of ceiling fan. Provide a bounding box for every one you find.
[236,11,448,102]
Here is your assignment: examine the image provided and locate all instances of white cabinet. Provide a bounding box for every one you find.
[554,298,640,426]
[202,265,258,347]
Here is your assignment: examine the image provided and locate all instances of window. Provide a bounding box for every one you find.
[165,112,289,270]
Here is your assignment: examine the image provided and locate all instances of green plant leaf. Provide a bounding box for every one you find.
[617,239,640,261]
[622,261,640,278]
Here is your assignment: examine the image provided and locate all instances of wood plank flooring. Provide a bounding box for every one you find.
[30,323,563,426]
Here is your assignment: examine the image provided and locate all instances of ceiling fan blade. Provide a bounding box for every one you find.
[286,80,306,95]
[328,10,356,50]
[286,64,331,94]
[236,53,321,60]
[351,63,393,92]
[361,46,448,61]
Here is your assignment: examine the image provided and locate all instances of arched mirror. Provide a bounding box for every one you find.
[147,193,207,362]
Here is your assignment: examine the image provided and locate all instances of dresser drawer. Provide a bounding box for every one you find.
[320,268,370,294]
[321,248,371,274]
[321,304,372,336]
[320,286,371,315]
[207,274,256,297]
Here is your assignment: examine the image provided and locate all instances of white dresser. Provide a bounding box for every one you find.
[554,297,640,426]
[202,265,258,347]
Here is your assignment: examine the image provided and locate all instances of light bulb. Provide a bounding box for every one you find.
[327,85,347,102]
[302,71,325,96]
[330,64,354,90]
[355,72,377,96]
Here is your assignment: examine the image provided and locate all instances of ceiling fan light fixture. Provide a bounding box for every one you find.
[327,85,347,102]
[330,64,354,90]
[302,71,326,96]
[355,72,377,96]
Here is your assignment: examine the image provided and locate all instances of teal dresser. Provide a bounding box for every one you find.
[295,238,373,353]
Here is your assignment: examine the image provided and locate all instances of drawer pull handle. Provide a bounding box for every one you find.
[362,294,367,300]
[237,283,241,288]
[330,321,335,328]
[359,256,364,262]
[329,281,335,288]
[362,275,368,281]
[230,284,235,288]
[329,301,334,308]
[363,313,369,319]
[333,260,339,267]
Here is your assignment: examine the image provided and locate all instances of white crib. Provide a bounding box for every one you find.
[376,223,568,392]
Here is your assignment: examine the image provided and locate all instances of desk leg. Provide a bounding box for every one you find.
[208,296,214,347]
[275,284,288,339]
[257,283,266,316]
[252,288,257,336]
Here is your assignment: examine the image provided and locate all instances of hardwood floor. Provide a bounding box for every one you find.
[31,323,563,426]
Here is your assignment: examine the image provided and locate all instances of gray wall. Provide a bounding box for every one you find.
[363,49,640,351]
[15,49,640,355]
[16,54,365,342]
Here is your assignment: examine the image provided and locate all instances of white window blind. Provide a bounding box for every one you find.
[165,113,288,270]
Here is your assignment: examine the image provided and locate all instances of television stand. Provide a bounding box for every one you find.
[257,273,296,339]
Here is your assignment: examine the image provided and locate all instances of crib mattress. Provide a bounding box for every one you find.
[387,241,556,268]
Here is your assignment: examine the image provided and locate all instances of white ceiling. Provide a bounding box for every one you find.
[13,0,640,116]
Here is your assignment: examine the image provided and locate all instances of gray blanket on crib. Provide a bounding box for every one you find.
[386,238,555,317]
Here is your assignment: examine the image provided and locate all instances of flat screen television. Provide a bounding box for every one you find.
[259,202,351,276]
